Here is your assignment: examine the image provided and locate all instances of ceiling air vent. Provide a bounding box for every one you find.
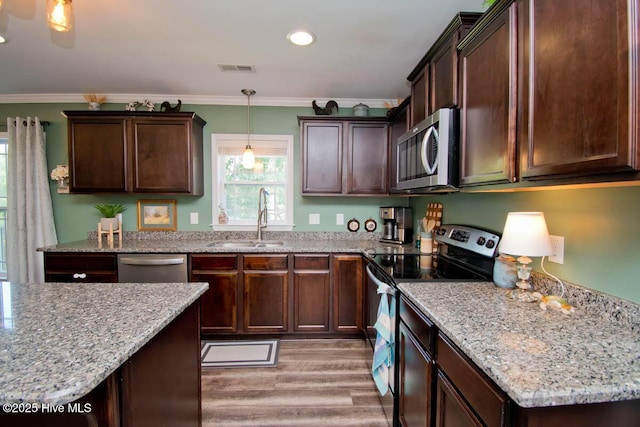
[218,64,256,73]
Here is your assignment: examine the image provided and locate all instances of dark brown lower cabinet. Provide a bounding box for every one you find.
[399,322,435,427]
[44,253,118,283]
[332,255,363,333]
[190,255,239,334]
[120,301,201,427]
[293,255,331,332]
[190,253,363,338]
[243,255,289,333]
[436,335,509,427]
[435,372,483,427]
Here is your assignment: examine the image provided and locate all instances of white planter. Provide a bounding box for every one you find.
[100,217,120,231]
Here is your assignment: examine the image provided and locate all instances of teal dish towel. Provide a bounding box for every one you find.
[372,283,395,395]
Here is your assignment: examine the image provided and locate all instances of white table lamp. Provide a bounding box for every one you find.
[499,212,553,302]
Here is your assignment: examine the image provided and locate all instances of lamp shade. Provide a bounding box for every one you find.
[498,212,553,257]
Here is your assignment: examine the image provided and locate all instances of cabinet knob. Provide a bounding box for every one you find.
[73,273,87,279]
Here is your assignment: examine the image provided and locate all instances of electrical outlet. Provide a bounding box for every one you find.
[548,235,564,264]
[336,213,344,225]
[309,213,320,225]
[190,212,199,225]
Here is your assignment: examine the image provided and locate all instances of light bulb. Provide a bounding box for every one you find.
[47,0,73,32]
[242,146,255,169]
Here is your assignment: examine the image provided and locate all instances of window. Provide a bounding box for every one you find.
[0,134,7,279]
[211,134,294,230]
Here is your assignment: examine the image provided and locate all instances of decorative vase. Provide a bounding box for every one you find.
[88,102,100,111]
[493,254,518,289]
[56,178,69,193]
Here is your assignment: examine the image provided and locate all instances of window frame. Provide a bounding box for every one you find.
[211,133,294,231]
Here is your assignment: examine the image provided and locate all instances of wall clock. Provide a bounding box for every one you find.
[347,218,360,232]
[364,218,377,232]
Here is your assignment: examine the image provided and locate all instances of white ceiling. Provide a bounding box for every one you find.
[0,0,485,106]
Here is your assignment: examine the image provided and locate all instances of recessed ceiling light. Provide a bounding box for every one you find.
[287,30,315,46]
[0,36,6,44]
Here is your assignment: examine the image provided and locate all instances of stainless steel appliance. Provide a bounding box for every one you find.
[117,254,188,282]
[364,224,500,427]
[391,108,459,194]
[380,206,413,245]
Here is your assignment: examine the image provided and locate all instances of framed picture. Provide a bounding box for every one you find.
[137,199,177,231]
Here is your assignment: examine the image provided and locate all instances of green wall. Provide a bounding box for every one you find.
[0,102,403,242]
[410,188,640,303]
[2,102,639,303]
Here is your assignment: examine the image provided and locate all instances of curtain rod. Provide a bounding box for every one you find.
[10,119,51,127]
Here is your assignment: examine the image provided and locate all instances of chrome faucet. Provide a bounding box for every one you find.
[257,187,268,240]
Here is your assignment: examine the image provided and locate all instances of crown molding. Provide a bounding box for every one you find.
[0,93,398,109]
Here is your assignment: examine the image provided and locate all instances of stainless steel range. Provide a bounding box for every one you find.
[364,224,500,427]
[372,224,500,282]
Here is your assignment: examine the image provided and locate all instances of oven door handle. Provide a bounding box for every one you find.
[366,264,396,296]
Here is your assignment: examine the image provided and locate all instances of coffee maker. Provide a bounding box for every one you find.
[379,207,413,244]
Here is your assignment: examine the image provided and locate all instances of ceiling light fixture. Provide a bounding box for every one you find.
[47,0,73,33]
[0,36,6,45]
[241,88,256,169]
[287,30,315,46]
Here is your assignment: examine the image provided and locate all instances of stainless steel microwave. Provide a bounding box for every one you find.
[390,108,459,193]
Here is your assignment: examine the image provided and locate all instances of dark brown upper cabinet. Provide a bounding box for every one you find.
[299,116,389,196]
[458,2,518,186]
[64,111,206,195]
[457,0,639,188]
[407,12,483,127]
[518,0,639,180]
[388,97,411,192]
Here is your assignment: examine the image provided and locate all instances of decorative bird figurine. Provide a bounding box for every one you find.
[312,100,339,115]
[160,100,182,112]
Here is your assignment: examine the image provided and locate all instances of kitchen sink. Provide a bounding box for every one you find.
[207,240,285,248]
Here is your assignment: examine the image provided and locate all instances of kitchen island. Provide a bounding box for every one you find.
[399,281,640,425]
[0,281,208,426]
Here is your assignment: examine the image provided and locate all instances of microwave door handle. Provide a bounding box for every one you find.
[421,126,438,175]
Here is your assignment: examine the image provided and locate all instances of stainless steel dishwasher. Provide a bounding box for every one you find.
[117,254,188,282]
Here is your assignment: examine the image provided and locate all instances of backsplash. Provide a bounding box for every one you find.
[531,272,640,332]
[87,230,382,241]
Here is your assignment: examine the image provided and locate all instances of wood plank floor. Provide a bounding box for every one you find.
[201,339,390,427]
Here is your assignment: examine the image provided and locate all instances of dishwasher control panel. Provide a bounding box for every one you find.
[117,254,188,283]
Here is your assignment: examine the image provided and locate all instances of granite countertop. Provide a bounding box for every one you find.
[0,281,208,405]
[399,281,640,408]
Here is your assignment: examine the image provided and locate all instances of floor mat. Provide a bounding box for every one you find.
[201,339,280,368]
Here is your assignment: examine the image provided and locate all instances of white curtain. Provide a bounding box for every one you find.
[7,117,58,283]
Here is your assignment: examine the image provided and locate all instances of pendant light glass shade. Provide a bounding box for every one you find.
[241,89,256,169]
[242,146,255,169]
[47,0,73,32]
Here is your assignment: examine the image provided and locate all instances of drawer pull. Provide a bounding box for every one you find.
[73,273,87,279]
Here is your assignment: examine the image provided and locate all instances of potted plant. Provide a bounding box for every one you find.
[94,203,126,231]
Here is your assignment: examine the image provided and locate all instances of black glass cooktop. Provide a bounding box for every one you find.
[371,252,493,282]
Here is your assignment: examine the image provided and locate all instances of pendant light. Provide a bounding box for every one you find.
[241,88,256,169]
[47,0,73,32]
